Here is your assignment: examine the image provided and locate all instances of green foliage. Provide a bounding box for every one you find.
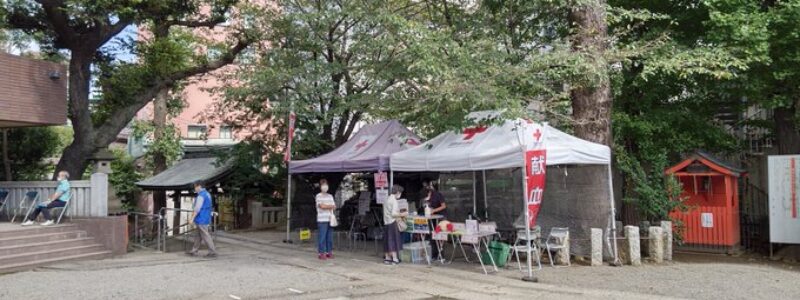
[131,120,182,169]
[615,146,687,222]
[0,127,65,181]
[108,150,143,211]
[213,142,281,206]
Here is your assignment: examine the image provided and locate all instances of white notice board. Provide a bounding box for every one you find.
[768,155,800,244]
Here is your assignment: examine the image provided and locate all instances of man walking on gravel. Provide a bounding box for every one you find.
[187,180,217,258]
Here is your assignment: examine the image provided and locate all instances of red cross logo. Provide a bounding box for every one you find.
[462,126,487,140]
[532,129,542,142]
[355,140,369,151]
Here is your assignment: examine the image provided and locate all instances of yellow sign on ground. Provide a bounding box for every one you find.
[299,229,311,241]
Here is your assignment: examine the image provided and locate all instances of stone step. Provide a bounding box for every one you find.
[0,244,106,266]
[0,237,97,256]
[0,251,112,274]
[0,224,79,238]
[0,231,86,247]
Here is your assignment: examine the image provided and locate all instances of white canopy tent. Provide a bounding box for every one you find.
[389,112,620,278]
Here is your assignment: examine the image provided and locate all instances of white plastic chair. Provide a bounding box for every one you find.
[508,227,543,271]
[545,227,571,267]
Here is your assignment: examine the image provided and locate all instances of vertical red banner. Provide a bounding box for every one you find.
[525,149,546,227]
[284,112,296,162]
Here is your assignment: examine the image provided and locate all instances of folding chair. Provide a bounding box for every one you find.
[53,196,71,224]
[11,191,39,223]
[545,227,571,267]
[508,227,543,271]
[0,190,8,219]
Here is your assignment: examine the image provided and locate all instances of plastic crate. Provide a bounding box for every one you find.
[400,241,430,264]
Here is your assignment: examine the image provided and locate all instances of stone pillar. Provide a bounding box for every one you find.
[591,228,603,266]
[661,221,673,261]
[648,226,664,263]
[90,173,109,217]
[251,201,263,228]
[624,225,641,266]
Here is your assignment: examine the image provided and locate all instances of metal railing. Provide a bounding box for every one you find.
[128,212,164,251]
[156,207,218,253]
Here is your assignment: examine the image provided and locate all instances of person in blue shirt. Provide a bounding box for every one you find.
[187,180,217,258]
[22,171,70,226]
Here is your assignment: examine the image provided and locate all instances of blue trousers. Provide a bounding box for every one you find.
[317,222,333,254]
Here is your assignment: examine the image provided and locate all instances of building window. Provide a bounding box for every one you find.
[187,125,207,139]
[220,125,233,139]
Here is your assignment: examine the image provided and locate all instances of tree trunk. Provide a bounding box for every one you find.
[53,56,94,179]
[569,1,612,146]
[153,89,170,214]
[774,105,800,154]
[566,1,614,247]
[2,129,11,181]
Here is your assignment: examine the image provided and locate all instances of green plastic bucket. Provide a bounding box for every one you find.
[480,241,510,268]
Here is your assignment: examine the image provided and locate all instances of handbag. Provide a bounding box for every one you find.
[396,217,407,232]
[329,213,338,227]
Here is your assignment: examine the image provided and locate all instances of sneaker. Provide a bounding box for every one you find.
[41,220,54,226]
[21,220,34,226]
[204,253,218,259]
[326,253,333,259]
[383,259,392,265]
[392,260,400,265]
[318,254,327,260]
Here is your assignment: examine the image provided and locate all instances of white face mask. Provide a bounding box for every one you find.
[320,185,329,193]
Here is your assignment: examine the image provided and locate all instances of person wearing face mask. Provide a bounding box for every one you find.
[383,184,407,265]
[316,179,336,260]
[22,171,71,226]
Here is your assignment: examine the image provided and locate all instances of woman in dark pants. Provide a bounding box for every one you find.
[383,185,406,265]
[425,184,447,259]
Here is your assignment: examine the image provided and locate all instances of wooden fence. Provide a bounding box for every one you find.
[669,205,740,247]
[0,173,109,218]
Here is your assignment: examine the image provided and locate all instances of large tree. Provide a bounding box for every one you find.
[2,0,264,178]
[204,0,525,161]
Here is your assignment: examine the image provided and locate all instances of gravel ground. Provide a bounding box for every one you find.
[234,230,800,300]
[1,229,798,300]
[0,233,662,300]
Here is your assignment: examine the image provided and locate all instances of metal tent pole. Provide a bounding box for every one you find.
[284,174,293,243]
[522,166,535,281]
[472,171,477,216]
[482,170,488,220]
[608,164,620,265]
[514,120,537,282]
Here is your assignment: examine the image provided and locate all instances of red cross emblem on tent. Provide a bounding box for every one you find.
[532,128,542,143]
[462,126,487,140]
[355,140,369,151]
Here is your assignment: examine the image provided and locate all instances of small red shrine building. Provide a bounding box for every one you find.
[666,151,745,250]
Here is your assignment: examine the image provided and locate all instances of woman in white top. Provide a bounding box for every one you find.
[316,179,336,260]
[383,184,407,265]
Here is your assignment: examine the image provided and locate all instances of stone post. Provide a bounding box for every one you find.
[661,221,673,261]
[591,228,603,266]
[251,201,263,228]
[648,226,664,263]
[90,173,109,217]
[624,225,641,266]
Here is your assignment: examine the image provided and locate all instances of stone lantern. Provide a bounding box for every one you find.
[91,149,116,174]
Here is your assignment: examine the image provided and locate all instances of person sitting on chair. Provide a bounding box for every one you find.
[22,171,70,226]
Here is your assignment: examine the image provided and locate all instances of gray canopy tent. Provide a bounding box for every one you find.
[284,120,421,241]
